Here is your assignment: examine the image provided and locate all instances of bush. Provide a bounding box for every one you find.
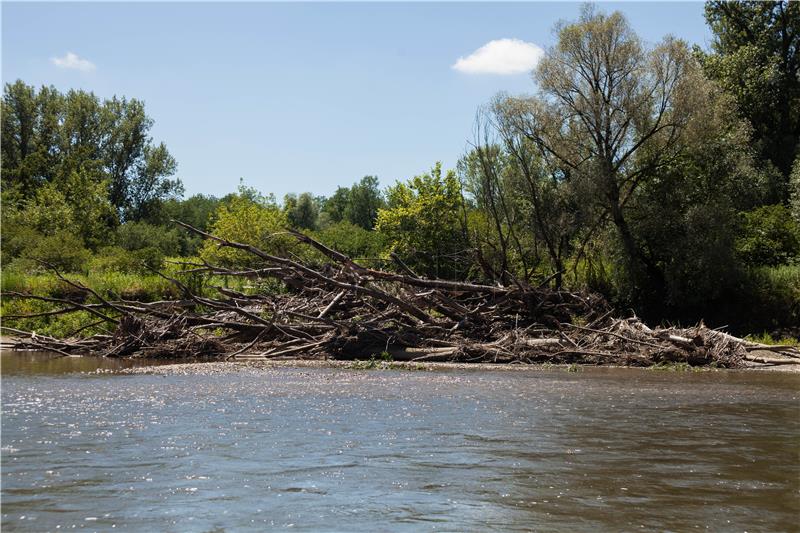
[87,246,165,274]
[115,221,182,256]
[17,230,90,273]
[200,194,298,268]
[313,221,388,263]
[736,204,800,266]
[740,264,800,333]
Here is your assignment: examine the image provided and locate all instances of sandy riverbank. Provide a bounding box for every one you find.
[108,356,800,375]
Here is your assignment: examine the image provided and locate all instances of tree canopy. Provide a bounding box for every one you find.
[700,1,800,197]
[1,81,182,222]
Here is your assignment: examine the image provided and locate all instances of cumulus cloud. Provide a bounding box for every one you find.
[452,38,544,75]
[51,52,96,72]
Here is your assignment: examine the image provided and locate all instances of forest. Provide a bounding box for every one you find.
[2,2,799,350]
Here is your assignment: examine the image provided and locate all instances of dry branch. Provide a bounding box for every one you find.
[5,221,797,368]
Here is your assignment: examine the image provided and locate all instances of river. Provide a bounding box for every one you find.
[2,352,799,532]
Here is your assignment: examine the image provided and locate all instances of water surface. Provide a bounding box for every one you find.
[2,352,799,531]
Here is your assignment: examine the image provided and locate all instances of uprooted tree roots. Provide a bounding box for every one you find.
[4,222,799,368]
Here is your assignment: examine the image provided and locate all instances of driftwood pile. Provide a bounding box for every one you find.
[4,222,799,368]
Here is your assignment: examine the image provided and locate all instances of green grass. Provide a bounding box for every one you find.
[745,331,800,347]
[2,269,178,338]
[2,270,180,301]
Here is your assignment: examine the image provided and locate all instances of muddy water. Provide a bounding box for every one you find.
[2,352,799,531]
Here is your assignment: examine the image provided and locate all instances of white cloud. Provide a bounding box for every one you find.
[452,38,544,75]
[51,52,96,72]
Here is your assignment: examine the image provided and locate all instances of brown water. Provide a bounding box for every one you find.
[2,352,799,532]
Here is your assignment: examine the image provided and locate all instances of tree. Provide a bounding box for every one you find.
[700,1,799,193]
[201,189,296,268]
[284,192,320,230]
[791,155,800,224]
[472,103,592,288]
[321,176,386,230]
[629,87,765,316]
[736,204,800,266]
[322,186,350,224]
[345,176,385,230]
[376,163,469,279]
[496,6,710,298]
[1,81,182,222]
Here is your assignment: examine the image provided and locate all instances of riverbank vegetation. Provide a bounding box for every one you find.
[2,2,799,363]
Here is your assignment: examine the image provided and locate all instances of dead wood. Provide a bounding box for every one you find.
[4,221,797,368]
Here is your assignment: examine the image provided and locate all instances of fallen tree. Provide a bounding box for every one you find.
[3,222,799,368]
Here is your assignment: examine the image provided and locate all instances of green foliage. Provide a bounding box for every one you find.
[1,270,181,302]
[739,264,800,332]
[736,204,800,266]
[377,163,468,279]
[200,190,297,268]
[790,155,800,225]
[0,269,183,337]
[12,231,91,273]
[321,176,385,230]
[1,170,115,251]
[700,1,799,189]
[115,221,182,256]
[1,80,182,221]
[313,221,388,262]
[152,194,221,255]
[625,87,765,316]
[87,246,163,274]
[745,332,800,347]
[1,298,107,338]
[284,192,320,230]
[346,176,385,230]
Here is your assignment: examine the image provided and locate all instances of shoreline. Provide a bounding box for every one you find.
[108,356,800,375]
[4,336,799,373]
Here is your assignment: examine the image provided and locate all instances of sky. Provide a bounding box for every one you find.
[2,2,713,199]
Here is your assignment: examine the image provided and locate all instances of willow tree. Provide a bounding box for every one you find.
[496,6,709,294]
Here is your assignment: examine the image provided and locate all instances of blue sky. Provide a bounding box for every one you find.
[2,2,712,199]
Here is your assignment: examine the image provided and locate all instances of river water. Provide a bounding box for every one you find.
[2,352,799,532]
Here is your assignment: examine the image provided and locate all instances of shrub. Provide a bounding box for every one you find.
[736,204,800,266]
[200,194,298,268]
[87,246,165,274]
[313,221,388,264]
[115,221,182,256]
[17,230,90,273]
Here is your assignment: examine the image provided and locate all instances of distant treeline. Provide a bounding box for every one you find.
[2,1,799,334]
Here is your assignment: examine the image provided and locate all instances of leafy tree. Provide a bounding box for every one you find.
[790,155,800,224]
[161,194,220,231]
[496,6,713,299]
[376,163,468,279]
[158,194,222,255]
[284,192,320,230]
[736,204,800,266]
[321,176,385,230]
[17,231,90,273]
[629,87,765,316]
[700,1,799,192]
[472,104,591,288]
[323,186,350,224]
[2,169,115,250]
[1,81,182,221]
[115,221,182,257]
[345,176,385,230]
[201,190,296,268]
[313,221,388,262]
